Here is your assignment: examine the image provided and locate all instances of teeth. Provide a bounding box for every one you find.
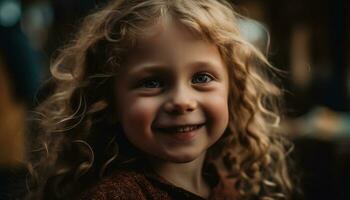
[164,125,201,133]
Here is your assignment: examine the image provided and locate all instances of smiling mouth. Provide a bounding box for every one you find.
[155,124,205,134]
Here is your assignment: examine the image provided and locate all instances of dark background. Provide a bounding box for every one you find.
[0,0,349,199]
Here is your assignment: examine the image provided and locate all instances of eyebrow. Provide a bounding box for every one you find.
[127,60,224,75]
[127,63,168,76]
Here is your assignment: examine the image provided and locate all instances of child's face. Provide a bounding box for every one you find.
[115,21,229,163]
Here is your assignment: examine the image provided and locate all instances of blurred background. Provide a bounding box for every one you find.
[0,0,349,199]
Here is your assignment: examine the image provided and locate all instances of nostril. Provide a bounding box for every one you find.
[164,101,197,114]
[168,105,186,115]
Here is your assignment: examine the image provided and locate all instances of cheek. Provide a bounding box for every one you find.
[205,91,229,132]
[121,97,160,133]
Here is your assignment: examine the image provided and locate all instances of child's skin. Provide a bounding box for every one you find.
[114,18,230,197]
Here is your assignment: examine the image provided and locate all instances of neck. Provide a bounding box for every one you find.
[148,152,210,198]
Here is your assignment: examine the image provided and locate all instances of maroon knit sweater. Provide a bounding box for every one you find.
[79,165,237,200]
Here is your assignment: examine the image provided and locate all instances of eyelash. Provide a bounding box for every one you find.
[138,72,215,89]
[138,78,164,88]
[192,72,214,84]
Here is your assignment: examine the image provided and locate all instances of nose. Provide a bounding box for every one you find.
[163,86,198,115]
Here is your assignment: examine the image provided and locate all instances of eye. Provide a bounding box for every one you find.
[192,73,214,84]
[139,78,163,88]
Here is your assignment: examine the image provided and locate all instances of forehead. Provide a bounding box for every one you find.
[135,19,198,47]
[123,19,223,68]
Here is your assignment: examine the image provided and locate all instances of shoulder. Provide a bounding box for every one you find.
[79,170,148,200]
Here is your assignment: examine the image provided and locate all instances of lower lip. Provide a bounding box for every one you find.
[157,125,204,142]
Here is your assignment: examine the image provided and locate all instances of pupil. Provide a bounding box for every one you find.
[145,80,159,88]
[195,75,207,83]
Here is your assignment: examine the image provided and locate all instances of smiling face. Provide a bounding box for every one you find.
[114,20,229,163]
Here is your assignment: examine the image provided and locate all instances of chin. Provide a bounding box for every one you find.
[162,152,203,163]
[170,157,196,163]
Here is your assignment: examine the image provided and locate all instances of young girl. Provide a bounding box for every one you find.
[26,0,293,199]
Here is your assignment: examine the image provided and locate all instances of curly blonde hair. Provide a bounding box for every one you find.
[26,0,293,199]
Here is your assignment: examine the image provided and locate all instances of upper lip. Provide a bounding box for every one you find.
[153,123,205,130]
